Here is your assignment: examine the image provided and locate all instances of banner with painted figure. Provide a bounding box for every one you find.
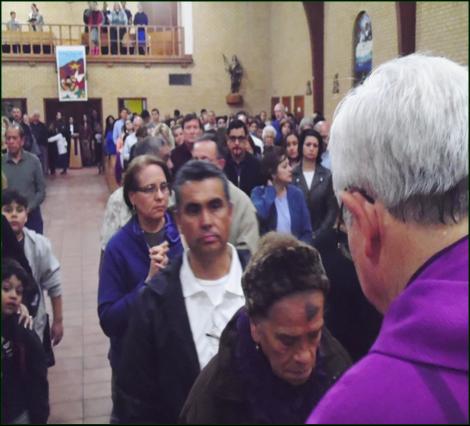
[56,45,87,101]
[354,12,372,86]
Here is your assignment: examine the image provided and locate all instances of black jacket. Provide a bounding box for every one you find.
[30,121,49,147]
[115,249,251,424]
[170,143,193,177]
[1,315,49,424]
[292,163,338,246]
[224,153,263,197]
[179,308,352,424]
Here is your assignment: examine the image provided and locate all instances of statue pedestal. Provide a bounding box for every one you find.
[226,93,243,106]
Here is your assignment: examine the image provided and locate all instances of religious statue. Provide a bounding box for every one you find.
[223,54,244,105]
[223,54,243,94]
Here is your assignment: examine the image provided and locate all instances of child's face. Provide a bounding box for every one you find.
[2,202,28,236]
[2,275,23,315]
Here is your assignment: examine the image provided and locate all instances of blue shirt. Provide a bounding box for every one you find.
[112,118,125,144]
[275,194,291,234]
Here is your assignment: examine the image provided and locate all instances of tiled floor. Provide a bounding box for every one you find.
[42,167,113,424]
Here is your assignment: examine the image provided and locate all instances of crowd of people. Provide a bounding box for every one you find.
[2,53,468,424]
[6,2,151,57]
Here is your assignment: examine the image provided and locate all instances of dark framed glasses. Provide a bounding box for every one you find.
[336,188,375,261]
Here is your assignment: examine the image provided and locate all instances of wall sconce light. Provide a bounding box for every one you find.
[306,80,312,96]
[333,73,340,94]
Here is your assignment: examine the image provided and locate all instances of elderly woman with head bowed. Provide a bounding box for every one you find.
[180,232,351,424]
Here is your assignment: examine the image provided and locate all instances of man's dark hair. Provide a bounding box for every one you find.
[313,112,325,126]
[2,189,28,209]
[242,232,330,319]
[174,109,181,118]
[299,129,324,164]
[226,119,248,136]
[200,108,207,115]
[151,108,160,115]
[182,113,202,130]
[141,109,150,120]
[173,160,230,208]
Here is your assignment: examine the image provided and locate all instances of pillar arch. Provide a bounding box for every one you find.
[303,2,324,114]
[396,2,416,56]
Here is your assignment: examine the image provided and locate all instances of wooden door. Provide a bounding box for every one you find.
[281,96,292,115]
[293,95,305,122]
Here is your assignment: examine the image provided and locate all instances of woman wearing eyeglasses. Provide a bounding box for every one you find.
[98,154,183,422]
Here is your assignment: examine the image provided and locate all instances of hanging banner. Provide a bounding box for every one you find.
[56,45,87,102]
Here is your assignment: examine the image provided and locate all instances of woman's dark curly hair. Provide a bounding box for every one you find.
[242,232,330,318]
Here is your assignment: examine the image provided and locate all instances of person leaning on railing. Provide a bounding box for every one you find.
[27,3,44,32]
[133,2,149,55]
[110,1,128,55]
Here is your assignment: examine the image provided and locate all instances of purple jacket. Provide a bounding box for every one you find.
[307,236,469,424]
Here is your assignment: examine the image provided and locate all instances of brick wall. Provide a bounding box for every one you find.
[324,2,399,121]
[269,2,313,117]
[2,2,271,119]
[2,2,468,122]
[416,2,468,65]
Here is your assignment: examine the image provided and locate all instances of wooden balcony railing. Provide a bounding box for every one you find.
[2,23,192,64]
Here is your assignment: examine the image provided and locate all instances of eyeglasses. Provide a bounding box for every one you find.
[134,182,170,195]
[228,135,247,143]
[336,187,375,261]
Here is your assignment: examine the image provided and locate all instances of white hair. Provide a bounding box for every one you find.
[262,125,277,140]
[133,116,143,126]
[330,53,468,224]
[313,120,325,132]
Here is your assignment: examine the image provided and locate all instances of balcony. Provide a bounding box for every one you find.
[1,23,192,65]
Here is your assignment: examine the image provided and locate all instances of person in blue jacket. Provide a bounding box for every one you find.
[251,146,313,244]
[98,154,183,422]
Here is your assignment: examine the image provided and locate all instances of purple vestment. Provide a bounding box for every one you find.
[307,236,468,424]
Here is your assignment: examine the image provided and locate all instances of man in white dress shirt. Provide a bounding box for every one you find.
[115,160,250,424]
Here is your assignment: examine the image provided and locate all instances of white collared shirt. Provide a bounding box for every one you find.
[180,243,245,369]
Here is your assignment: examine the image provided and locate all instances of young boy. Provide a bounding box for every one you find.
[2,189,64,364]
[2,258,49,424]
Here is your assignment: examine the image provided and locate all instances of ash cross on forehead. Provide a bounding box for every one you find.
[305,302,319,321]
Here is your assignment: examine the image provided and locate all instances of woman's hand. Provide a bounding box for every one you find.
[146,241,169,281]
[17,303,34,330]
